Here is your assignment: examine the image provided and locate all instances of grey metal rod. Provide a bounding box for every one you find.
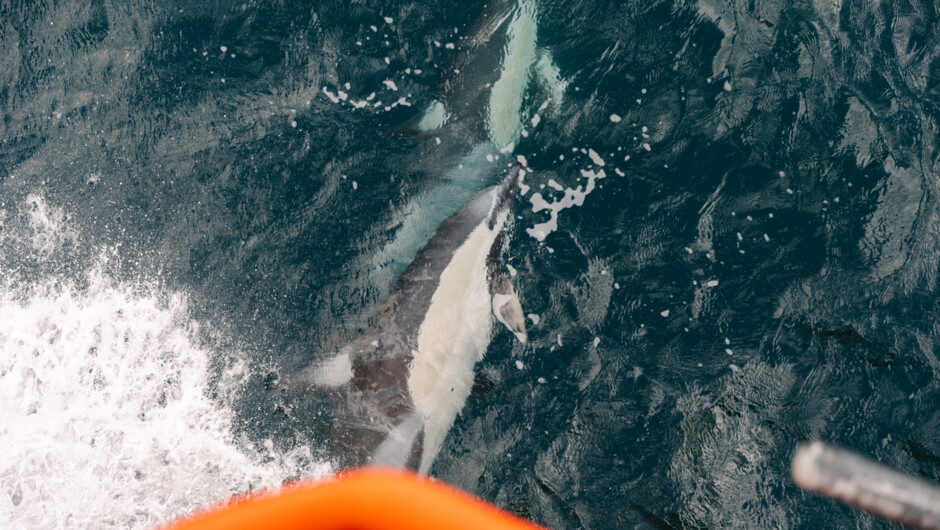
[792,441,940,530]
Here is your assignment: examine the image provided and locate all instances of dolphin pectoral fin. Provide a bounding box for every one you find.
[500,296,528,343]
[385,100,450,139]
[275,350,353,395]
[492,286,527,344]
[415,100,449,132]
[534,49,567,112]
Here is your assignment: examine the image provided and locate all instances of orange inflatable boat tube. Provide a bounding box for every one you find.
[160,467,544,530]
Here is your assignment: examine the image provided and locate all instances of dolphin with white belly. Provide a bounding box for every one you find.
[278,163,528,473]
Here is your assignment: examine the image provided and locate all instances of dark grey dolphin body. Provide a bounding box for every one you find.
[279,163,527,473]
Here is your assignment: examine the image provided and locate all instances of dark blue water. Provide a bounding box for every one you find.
[3,0,940,528]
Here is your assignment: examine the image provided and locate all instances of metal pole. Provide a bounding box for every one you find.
[792,441,940,530]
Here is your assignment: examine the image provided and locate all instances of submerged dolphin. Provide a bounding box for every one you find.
[366,0,565,291]
[279,164,528,473]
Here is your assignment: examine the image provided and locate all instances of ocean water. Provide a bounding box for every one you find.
[2,0,940,528]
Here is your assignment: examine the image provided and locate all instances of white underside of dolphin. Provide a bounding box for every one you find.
[422,0,567,147]
[408,211,510,472]
[372,207,513,473]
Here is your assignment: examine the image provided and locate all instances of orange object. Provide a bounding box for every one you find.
[160,467,544,530]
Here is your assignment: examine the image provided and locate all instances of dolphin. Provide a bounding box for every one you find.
[424,0,567,149]
[279,163,528,474]
[365,0,566,292]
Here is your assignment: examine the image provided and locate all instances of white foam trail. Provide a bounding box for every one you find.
[0,196,330,529]
[23,194,77,256]
[0,269,330,528]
